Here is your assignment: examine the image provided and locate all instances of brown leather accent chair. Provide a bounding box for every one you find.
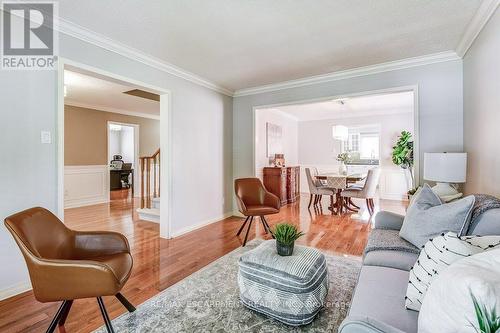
[234,178,280,246]
[4,207,135,333]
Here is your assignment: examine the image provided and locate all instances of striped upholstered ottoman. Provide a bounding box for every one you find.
[238,240,329,326]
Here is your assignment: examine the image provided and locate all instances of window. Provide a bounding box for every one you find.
[341,126,380,162]
[348,133,359,152]
[359,134,379,159]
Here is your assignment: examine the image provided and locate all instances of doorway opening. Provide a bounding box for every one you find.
[57,59,172,238]
[108,122,139,200]
[253,86,418,219]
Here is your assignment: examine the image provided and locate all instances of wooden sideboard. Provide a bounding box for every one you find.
[263,166,300,206]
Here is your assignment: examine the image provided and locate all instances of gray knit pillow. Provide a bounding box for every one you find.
[399,184,475,248]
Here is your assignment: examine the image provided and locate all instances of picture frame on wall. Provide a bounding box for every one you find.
[266,122,283,158]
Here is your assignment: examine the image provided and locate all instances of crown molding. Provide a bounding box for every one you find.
[58,18,234,96]
[65,100,160,120]
[456,0,499,57]
[233,51,460,97]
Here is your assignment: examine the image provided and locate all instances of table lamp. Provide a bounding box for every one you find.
[423,152,467,199]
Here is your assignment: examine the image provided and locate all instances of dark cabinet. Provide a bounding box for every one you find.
[263,166,300,206]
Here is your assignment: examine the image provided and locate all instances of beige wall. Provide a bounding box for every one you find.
[463,9,499,196]
[65,105,160,165]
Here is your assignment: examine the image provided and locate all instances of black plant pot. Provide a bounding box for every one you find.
[276,241,294,256]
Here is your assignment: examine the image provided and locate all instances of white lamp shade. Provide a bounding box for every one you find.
[424,153,467,183]
[332,125,348,140]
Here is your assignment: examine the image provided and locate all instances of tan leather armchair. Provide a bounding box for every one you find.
[234,178,280,246]
[4,207,135,333]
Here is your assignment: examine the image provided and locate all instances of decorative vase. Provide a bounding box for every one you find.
[276,241,294,256]
[339,162,347,175]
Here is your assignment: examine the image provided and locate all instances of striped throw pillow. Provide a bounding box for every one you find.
[405,232,500,311]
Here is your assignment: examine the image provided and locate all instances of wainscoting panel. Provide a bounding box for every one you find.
[379,168,409,201]
[64,165,110,208]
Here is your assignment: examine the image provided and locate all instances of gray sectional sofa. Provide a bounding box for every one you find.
[339,209,500,333]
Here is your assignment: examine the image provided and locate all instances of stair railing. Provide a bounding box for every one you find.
[140,148,160,208]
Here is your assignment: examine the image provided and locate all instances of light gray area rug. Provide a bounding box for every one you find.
[95,241,361,333]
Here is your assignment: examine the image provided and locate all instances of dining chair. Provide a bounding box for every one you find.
[341,168,381,215]
[305,168,336,209]
[4,207,135,333]
[234,178,280,246]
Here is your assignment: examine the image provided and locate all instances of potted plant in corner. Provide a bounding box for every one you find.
[272,223,305,256]
[391,131,415,199]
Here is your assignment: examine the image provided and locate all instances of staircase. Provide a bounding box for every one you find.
[136,149,160,223]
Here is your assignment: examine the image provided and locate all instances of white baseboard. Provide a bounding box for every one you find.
[379,193,409,201]
[232,210,244,217]
[170,212,234,238]
[64,165,110,209]
[0,281,32,301]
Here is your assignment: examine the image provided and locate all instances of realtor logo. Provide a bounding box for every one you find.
[1,1,58,70]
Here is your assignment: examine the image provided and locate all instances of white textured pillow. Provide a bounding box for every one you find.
[419,249,500,333]
[405,232,500,311]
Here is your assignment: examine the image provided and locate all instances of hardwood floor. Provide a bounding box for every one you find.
[0,193,405,333]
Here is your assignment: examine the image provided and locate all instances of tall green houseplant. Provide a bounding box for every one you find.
[392,131,414,191]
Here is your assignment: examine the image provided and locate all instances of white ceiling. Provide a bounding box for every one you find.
[58,0,483,91]
[64,70,160,118]
[266,91,414,121]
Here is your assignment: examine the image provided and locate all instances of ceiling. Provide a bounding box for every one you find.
[266,91,414,121]
[64,70,160,118]
[58,0,483,91]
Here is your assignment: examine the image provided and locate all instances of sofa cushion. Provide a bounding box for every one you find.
[399,184,475,248]
[347,265,418,333]
[364,229,420,256]
[373,211,405,231]
[405,232,500,311]
[468,208,500,235]
[419,249,500,333]
[363,250,418,271]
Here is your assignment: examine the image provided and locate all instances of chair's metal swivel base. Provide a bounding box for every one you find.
[46,293,135,333]
[236,215,274,246]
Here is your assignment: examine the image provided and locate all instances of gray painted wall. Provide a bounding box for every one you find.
[233,60,464,187]
[0,33,233,296]
[463,9,500,196]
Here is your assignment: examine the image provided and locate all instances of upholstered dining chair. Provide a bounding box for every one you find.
[4,207,135,333]
[305,168,336,209]
[234,178,280,246]
[341,168,381,215]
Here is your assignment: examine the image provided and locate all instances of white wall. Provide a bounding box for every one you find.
[108,130,122,162]
[255,109,298,178]
[120,126,135,166]
[463,9,500,197]
[234,60,464,191]
[108,125,135,167]
[299,113,413,167]
[297,113,413,199]
[0,33,233,299]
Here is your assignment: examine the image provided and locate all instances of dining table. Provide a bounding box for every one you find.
[315,173,367,214]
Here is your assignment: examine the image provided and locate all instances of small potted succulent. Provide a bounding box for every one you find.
[272,223,305,256]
